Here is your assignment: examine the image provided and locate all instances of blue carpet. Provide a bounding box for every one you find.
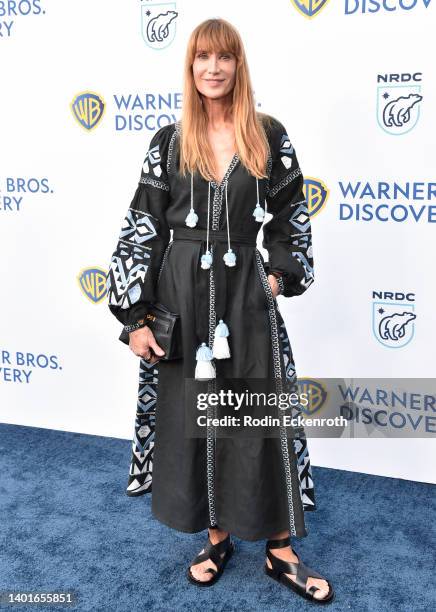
[0,423,434,612]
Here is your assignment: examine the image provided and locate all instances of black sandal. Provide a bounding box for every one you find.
[264,535,334,604]
[187,532,235,587]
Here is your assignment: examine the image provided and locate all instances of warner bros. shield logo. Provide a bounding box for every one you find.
[372,301,416,348]
[141,2,178,49]
[296,378,328,417]
[376,84,422,135]
[292,0,330,19]
[71,92,105,131]
[304,176,329,218]
[77,267,108,304]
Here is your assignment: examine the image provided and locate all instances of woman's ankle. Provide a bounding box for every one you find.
[208,526,228,542]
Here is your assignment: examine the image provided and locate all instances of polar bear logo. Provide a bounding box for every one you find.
[378,311,416,342]
[383,93,422,128]
[146,11,178,43]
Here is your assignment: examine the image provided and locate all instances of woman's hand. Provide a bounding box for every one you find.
[267,274,280,298]
[129,325,166,363]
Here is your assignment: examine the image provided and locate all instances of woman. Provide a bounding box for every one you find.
[107,18,334,604]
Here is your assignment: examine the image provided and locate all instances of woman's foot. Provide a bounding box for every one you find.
[189,527,230,583]
[266,530,330,601]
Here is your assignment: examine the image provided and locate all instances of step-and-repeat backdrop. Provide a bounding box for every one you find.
[1,1,434,483]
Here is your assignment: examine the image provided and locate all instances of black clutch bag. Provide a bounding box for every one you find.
[118,302,182,360]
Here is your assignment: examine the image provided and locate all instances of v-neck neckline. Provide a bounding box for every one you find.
[210,152,239,190]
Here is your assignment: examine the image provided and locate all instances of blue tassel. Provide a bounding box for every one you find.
[215,319,229,337]
[223,248,236,267]
[253,202,265,222]
[195,342,216,379]
[200,249,213,269]
[185,208,198,228]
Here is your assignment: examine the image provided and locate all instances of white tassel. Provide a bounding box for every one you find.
[212,319,231,359]
[185,208,198,228]
[195,342,216,380]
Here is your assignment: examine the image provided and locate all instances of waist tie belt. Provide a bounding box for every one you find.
[172,226,258,379]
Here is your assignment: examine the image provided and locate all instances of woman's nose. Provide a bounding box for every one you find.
[207,56,219,73]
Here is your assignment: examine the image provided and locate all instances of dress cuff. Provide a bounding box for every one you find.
[123,318,147,333]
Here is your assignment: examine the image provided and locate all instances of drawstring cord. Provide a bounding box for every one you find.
[200,182,213,269]
[185,173,199,227]
[223,179,236,266]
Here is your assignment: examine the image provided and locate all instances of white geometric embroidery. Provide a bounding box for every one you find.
[281,155,293,170]
[143,143,163,178]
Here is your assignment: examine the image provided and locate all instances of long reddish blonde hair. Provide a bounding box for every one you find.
[179,18,273,181]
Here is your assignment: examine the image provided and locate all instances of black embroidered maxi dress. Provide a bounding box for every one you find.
[106,115,317,541]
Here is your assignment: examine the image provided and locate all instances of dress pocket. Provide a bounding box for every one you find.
[254,248,274,310]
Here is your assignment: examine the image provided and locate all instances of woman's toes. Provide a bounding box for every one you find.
[191,560,216,581]
[309,578,330,600]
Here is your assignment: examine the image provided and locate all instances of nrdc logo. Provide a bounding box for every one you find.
[291,0,330,18]
[141,1,178,49]
[377,72,423,135]
[71,91,105,131]
[77,267,108,303]
[372,291,416,348]
[304,177,329,218]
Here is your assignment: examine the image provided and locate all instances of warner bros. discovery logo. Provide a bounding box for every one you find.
[372,291,416,349]
[77,267,108,304]
[291,0,330,19]
[141,1,178,49]
[296,378,328,416]
[71,92,105,131]
[304,176,329,218]
[376,72,423,135]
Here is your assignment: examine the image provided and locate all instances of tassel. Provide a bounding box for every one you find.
[200,249,213,270]
[252,202,265,222]
[185,208,198,228]
[195,342,216,380]
[223,248,236,267]
[252,178,264,222]
[212,319,231,359]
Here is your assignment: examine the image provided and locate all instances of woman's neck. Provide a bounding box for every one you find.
[202,94,233,128]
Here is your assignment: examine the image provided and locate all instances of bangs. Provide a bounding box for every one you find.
[194,22,240,58]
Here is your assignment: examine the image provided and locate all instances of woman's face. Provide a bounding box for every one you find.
[192,48,237,101]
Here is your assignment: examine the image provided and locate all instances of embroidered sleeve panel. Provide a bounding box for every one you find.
[262,117,315,298]
[106,126,173,328]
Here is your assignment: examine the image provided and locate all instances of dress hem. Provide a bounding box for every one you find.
[151,505,308,542]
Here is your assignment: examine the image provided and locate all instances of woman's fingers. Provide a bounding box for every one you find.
[128,325,165,361]
[148,336,166,357]
[267,274,279,298]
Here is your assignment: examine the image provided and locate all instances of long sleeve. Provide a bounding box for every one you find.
[106,125,172,328]
[262,118,315,298]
